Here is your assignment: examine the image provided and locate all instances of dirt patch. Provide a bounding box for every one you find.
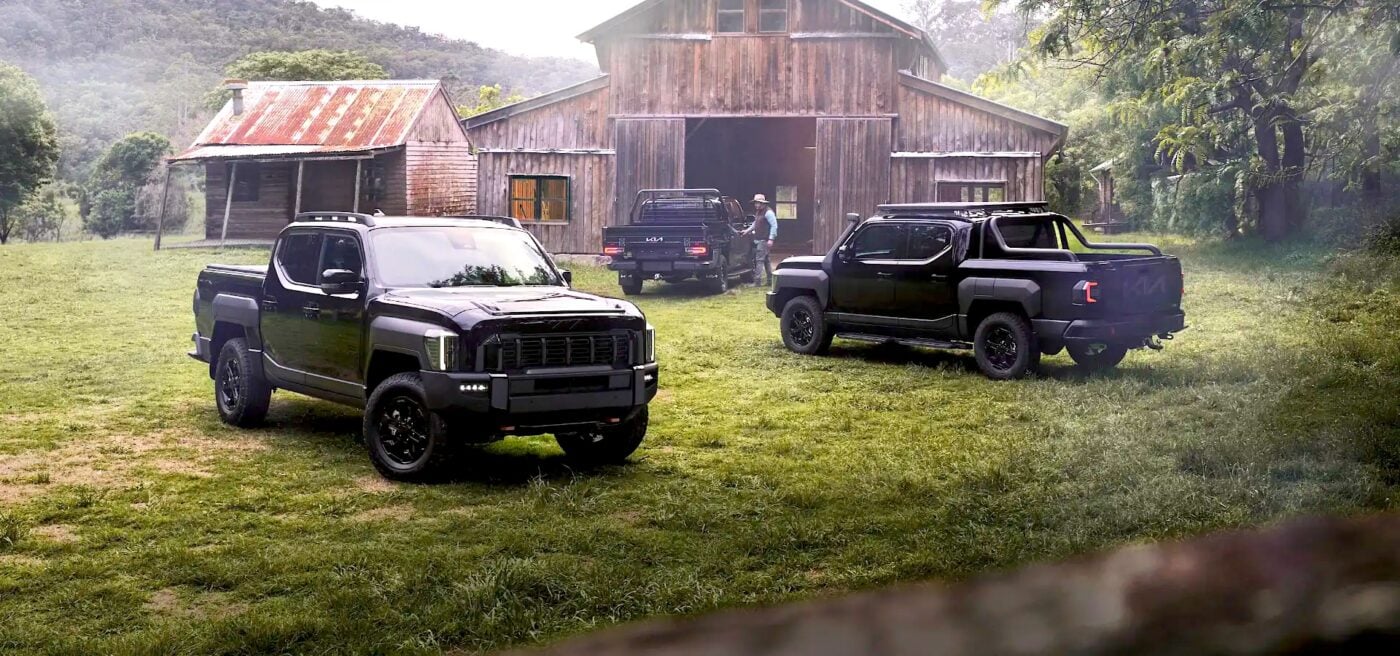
[144,587,247,620]
[31,524,78,544]
[354,476,399,494]
[348,504,415,523]
[149,459,215,479]
[611,510,645,526]
[653,389,676,403]
[0,554,46,569]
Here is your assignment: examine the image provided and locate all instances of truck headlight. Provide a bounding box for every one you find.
[424,330,460,372]
[644,324,657,363]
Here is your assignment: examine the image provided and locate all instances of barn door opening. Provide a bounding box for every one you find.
[684,118,816,255]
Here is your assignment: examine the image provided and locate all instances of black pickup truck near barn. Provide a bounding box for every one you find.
[767,202,1187,379]
[190,213,659,480]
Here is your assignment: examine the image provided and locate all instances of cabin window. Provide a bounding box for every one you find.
[717,0,745,34]
[938,182,1007,203]
[775,185,798,220]
[362,160,387,206]
[759,0,789,33]
[509,175,570,223]
[230,162,260,202]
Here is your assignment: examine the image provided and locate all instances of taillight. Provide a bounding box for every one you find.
[687,244,709,256]
[603,244,623,256]
[1073,280,1100,306]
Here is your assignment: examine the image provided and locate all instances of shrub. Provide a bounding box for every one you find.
[0,512,27,551]
[85,188,135,239]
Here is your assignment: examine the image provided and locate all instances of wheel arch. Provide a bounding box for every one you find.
[958,278,1041,337]
[770,269,830,317]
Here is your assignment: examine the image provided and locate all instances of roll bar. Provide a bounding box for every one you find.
[985,213,1162,261]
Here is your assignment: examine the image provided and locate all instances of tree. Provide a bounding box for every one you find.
[225,49,388,82]
[0,62,59,245]
[82,132,170,236]
[458,84,526,118]
[994,0,1400,240]
[13,183,69,242]
[904,1,1043,81]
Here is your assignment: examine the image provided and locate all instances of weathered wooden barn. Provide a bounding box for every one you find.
[172,80,476,242]
[463,0,1068,254]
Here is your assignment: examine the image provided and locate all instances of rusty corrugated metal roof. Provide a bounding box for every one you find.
[173,80,443,162]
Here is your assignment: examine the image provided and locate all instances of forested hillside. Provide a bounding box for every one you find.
[0,0,599,179]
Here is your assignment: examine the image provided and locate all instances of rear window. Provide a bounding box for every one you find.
[993,217,1059,250]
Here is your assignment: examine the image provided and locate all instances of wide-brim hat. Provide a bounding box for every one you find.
[752,194,770,205]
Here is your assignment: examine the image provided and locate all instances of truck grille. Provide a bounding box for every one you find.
[490,333,632,372]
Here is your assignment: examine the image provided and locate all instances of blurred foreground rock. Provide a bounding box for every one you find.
[513,515,1400,655]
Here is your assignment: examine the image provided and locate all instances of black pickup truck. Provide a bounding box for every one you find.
[191,213,659,480]
[766,203,1186,379]
[603,189,757,295]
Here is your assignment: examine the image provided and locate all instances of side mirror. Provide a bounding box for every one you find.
[320,269,363,294]
[836,245,853,262]
[560,269,573,286]
[846,213,862,224]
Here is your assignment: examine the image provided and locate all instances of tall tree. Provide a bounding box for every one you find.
[0,61,59,245]
[904,0,1043,81]
[224,49,388,82]
[995,0,1400,240]
[81,131,170,238]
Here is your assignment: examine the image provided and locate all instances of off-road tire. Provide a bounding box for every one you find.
[363,373,456,482]
[974,312,1040,380]
[780,295,833,355]
[1068,343,1129,373]
[621,276,643,296]
[556,406,648,466]
[214,338,272,427]
[706,256,730,294]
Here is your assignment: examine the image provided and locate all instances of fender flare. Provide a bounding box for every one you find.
[368,316,446,372]
[212,294,262,350]
[958,278,1042,334]
[772,269,831,310]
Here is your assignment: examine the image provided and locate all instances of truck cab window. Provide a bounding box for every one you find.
[849,225,904,260]
[907,224,953,260]
[277,231,323,286]
[320,234,363,280]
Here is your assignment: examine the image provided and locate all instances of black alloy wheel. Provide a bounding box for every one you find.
[375,395,431,468]
[983,325,1019,371]
[788,306,816,346]
[780,295,833,355]
[973,312,1039,380]
[363,373,454,481]
[217,357,243,413]
[214,338,271,427]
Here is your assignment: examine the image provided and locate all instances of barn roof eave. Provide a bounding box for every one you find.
[461,75,611,130]
[898,71,1068,139]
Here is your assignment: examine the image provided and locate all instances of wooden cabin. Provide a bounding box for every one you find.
[463,0,1068,255]
[172,80,476,242]
[1086,159,1128,233]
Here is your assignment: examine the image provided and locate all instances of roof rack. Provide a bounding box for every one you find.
[295,212,377,227]
[441,215,525,229]
[877,201,1049,214]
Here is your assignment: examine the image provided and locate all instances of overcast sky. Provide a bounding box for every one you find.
[310,0,911,61]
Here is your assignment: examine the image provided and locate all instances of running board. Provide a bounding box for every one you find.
[836,333,972,351]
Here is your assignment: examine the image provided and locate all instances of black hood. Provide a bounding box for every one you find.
[381,287,639,320]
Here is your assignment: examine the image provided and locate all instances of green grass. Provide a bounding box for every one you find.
[0,235,1397,655]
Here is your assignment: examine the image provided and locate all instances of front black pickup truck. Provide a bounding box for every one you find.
[603,189,758,295]
[766,202,1186,379]
[191,212,659,480]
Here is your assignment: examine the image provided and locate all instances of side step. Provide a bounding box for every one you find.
[836,333,972,351]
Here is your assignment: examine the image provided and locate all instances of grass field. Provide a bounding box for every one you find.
[1,235,1397,655]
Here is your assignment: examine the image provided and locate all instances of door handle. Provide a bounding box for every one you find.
[876,272,895,278]
[262,299,279,312]
[930,274,949,281]
[302,304,321,319]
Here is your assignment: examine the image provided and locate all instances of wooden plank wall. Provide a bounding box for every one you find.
[889,157,1044,203]
[406,142,477,215]
[814,117,891,252]
[203,161,294,240]
[614,118,687,228]
[894,83,1059,153]
[606,37,897,116]
[466,86,612,150]
[606,0,899,36]
[476,152,615,254]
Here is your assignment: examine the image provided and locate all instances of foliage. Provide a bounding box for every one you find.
[81,132,171,237]
[0,61,60,245]
[459,84,527,118]
[84,188,135,239]
[12,183,69,242]
[207,49,389,109]
[903,0,1044,82]
[0,0,599,180]
[992,0,1400,240]
[1147,168,1244,237]
[0,238,1398,652]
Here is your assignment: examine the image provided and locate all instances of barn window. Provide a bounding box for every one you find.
[509,175,570,223]
[775,185,798,220]
[759,0,789,33]
[938,182,1007,203]
[717,0,745,33]
[230,162,260,202]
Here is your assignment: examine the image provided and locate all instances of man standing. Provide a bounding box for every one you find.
[745,194,778,286]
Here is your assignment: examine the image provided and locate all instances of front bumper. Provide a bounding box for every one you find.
[421,363,660,432]
[765,292,782,316]
[1040,312,1187,348]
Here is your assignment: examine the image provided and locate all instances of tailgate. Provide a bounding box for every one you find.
[603,225,709,260]
[1094,256,1183,314]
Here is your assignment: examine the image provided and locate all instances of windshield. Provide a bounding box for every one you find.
[370,227,561,288]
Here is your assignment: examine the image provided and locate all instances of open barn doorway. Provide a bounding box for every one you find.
[684,118,816,256]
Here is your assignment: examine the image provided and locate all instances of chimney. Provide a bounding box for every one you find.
[224,79,249,115]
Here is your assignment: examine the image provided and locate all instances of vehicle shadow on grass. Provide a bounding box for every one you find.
[824,342,1177,385]
[258,398,623,487]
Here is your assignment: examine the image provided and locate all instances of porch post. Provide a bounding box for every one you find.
[220,161,238,249]
[153,164,173,251]
[353,159,363,213]
[294,160,305,219]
